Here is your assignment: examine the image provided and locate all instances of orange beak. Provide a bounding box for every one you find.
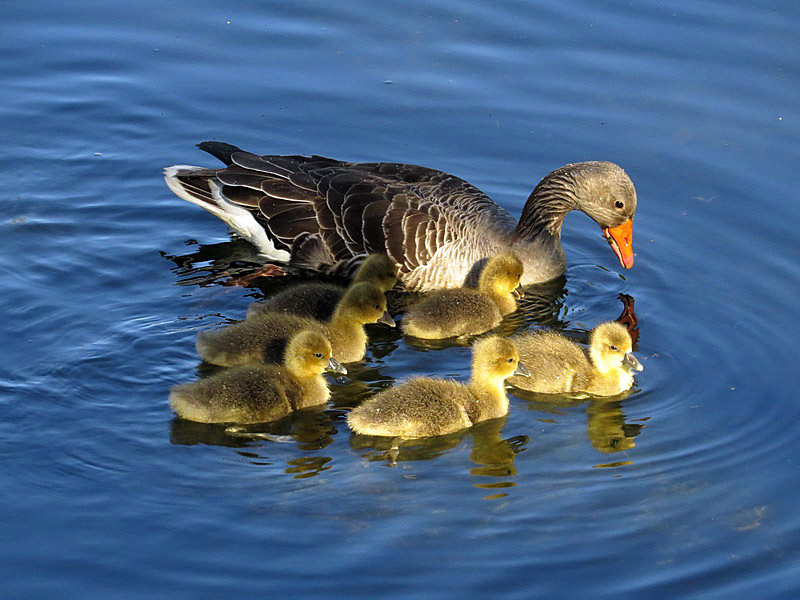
[602,219,634,269]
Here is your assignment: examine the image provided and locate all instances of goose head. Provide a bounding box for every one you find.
[478,252,525,299]
[472,335,531,381]
[338,282,396,327]
[354,253,400,292]
[285,330,348,377]
[515,161,637,269]
[588,322,643,374]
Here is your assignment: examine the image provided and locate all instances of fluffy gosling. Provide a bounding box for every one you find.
[507,321,643,396]
[196,281,395,366]
[247,253,399,321]
[401,253,524,339]
[170,330,347,424]
[347,336,530,438]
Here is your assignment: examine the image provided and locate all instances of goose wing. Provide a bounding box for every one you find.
[171,142,513,279]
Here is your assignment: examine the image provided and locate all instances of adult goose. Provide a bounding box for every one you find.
[164,142,637,291]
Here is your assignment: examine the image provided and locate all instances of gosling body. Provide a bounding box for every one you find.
[170,331,346,424]
[347,336,529,437]
[247,254,398,320]
[196,281,395,366]
[402,253,523,339]
[508,321,643,396]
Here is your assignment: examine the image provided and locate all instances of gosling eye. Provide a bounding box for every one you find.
[314,352,323,358]
[373,304,381,310]
[615,201,624,209]
[507,357,514,363]
[609,345,618,351]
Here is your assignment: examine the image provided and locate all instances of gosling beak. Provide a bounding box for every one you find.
[622,352,643,372]
[377,310,396,327]
[602,219,634,269]
[513,362,531,377]
[512,286,525,300]
[326,357,348,375]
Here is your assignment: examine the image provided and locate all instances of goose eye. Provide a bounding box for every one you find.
[314,352,323,358]
[609,345,618,351]
[615,201,624,209]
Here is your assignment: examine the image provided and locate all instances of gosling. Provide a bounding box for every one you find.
[196,281,395,366]
[401,253,524,339]
[507,321,643,396]
[170,330,347,424]
[246,254,398,321]
[347,336,530,438]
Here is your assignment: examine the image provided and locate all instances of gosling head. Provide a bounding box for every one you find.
[285,330,347,377]
[589,322,643,374]
[354,254,399,292]
[339,282,396,327]
[472,335,531,380]
[478,252,524,298]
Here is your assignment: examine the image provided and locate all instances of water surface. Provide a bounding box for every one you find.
[2,1,799,598]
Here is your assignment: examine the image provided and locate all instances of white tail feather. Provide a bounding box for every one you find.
[164,165,290,261]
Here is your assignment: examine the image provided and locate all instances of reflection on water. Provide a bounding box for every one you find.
[170,405,339,478]
[586,398,643,454]
[350,416,528,498]
[170,404,337,451]
[520,390,644,459]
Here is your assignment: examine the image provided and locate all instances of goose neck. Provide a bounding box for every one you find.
[513,173,580,242]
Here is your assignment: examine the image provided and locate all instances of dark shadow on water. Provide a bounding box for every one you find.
[161,238,269,288]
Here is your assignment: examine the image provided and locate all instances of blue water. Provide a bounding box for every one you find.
[2,1,800,598]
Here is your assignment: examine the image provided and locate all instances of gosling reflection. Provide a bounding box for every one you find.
[468,418,530,490]
[169,405,337,451]
[585,398,643,453]
[519,391,643,454]
[169,407,338,478]
[349,416,528,493]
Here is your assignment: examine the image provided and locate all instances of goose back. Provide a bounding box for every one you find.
[168,143,519,290]
[165,142,637,290]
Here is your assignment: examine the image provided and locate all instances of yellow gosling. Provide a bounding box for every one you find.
[347,336,530,438]
[196,282,395,366]
[507,321,643,396]
[401,253,523,339]
[170,330,347,424]
[247,254,399,320]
